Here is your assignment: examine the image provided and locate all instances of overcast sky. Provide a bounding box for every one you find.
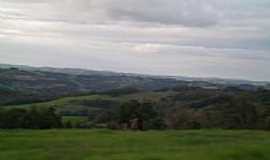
[0,0,269,81]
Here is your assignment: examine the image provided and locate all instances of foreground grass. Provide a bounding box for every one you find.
[0,130,270,160]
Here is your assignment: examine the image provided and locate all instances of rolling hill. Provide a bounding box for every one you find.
[0,64,269,106]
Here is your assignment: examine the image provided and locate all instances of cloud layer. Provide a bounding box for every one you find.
[0,0,270,81]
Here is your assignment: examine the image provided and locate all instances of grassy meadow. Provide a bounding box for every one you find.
[0,129,270,160]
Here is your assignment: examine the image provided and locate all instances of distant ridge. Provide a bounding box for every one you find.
[1,63,269,87]
[1,63,269,106]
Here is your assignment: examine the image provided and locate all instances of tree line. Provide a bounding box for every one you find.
[0,107,62,129]
[67,96,270,130]
[1,96,270,130]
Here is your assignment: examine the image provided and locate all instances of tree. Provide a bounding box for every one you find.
[23,107,41,129]
[38,107,62,129]
[0,108,26,129]
[118,100,160,130]
[0,106,63,129]
[221,96,258,129]
[118,100,140,128]
[166,107,200,129]
[145,117,166,130]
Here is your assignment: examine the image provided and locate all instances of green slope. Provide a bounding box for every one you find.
[0,129,270,160]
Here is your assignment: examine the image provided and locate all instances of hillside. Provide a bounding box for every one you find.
[3,85,270,129]
[0,67,181,106]
[1,64,269,106]
[1,64,270,130]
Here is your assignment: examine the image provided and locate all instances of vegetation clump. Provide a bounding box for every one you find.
[0,107,62,129]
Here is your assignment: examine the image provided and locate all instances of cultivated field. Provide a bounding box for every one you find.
[0,130,270,160]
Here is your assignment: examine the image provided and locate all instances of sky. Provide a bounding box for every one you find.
[0,0,269,81]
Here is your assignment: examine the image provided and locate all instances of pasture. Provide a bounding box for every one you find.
[0,129,270,160]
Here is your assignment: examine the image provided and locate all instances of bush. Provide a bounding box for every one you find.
[0,107,62,129]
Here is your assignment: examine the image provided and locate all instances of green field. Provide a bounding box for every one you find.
[0,130,270,160]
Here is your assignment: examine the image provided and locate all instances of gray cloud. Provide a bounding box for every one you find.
[0,0,220,26]
[0,0,270,81]
[104,0,219,27]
